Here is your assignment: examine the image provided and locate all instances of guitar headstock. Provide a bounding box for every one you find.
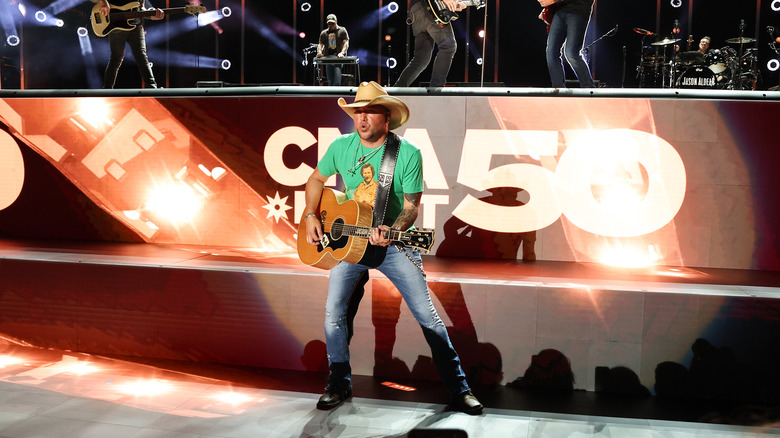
[184,4,207,15]
[398,229,435,253]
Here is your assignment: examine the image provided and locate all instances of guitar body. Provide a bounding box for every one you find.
[427,0,485,26]
[91,1,142,37]
[90,2,206,37]
[297,189,374,270]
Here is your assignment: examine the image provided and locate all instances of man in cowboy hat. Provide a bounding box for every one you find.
[301,81,483,414]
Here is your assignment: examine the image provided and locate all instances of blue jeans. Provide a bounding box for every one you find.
[325,64,342,86]
[324,245,470,400]
[393,1,457,87]
[546,10,595,88]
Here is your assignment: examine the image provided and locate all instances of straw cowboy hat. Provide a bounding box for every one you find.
[338,81,410,130]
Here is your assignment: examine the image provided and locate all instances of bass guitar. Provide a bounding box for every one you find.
[297,188,435,270]
[90,2,205,37]
[427,0,485,26]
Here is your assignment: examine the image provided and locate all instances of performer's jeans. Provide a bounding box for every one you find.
[325,64,342,86]
[393,1,457,87]
[324,245,470,400]
[104,25,158,89]
[546,10,595,88]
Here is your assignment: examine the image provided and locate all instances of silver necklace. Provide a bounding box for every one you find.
[348,140,385,175]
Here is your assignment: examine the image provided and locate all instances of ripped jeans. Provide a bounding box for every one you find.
[324,245,470,400]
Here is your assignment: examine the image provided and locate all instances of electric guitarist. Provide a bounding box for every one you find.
[300,81,483,414]
[538,0,596,88]
[94,0,163,89]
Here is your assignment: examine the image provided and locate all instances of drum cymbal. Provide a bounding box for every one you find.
[633,27,655,36]
[651,37,681,46]
[725,36,756,44]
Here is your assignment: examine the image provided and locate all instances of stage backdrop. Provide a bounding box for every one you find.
[0,92,779,270]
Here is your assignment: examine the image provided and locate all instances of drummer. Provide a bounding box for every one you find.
[698,36,712,57]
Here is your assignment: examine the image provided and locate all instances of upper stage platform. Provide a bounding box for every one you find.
[2,85,780,100]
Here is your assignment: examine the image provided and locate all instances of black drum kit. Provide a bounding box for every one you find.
[635,28,758,90]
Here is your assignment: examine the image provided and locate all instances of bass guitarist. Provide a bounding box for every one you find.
[94,0,163,88]
[393,0,465,87]
[301,81,483,414]
[538,0,596,88]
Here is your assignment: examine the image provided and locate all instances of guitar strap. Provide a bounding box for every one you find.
[357,131,401,268]
[372,131,401,228]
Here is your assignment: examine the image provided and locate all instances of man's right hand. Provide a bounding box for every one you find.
[304,214,323,245]
[99,1,110,17]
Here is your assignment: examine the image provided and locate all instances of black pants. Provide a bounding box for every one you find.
[104,25,157,89]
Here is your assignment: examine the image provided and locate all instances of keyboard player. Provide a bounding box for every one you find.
[317,14,350,86]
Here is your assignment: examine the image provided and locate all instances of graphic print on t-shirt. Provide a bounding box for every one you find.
[353,163,377,207]
[328,32,337,50]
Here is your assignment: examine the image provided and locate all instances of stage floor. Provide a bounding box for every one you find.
[1,339,780,438]
[1,238,780,437]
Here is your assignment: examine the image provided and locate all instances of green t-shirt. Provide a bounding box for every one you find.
[317,132,423,228]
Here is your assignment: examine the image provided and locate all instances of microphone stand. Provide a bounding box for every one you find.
[581,25,618,85]
[480,0,488,87]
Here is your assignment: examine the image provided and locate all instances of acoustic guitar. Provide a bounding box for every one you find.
[90,1,205,37]
[297,188,435,270]
[427,0,485,26]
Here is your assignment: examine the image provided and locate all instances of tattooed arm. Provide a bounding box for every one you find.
[369,192,421,246]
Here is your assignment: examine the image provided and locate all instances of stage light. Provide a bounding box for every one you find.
[773,0,780,11]
[381,381,416,391]
[221,7,232,18]
[768,59,780,71]
[77,26,88,37]
[117,379,174,397]
[7,35,19,46]
[300,2,311,12]
[213,391,254,406]
[221,59,231,70]
[477,57,483,65]
[670,0,682,7]
[385,34,392,41]
[776,36,780,44]
[77,99,112,128]
[478,29,485,38]
[299,31,306,38]
[388,2,399,13]
[0,355,22,368]
[56,19,64,27]
[34,10,46,22]
[60,361,98,376]
[386,57,397,69]
[145,183,204,224]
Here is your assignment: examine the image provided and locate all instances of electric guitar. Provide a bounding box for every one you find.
[541,5,555,33]
[90,2,205,37]
[427,0,486,26]
[297,188,435,270]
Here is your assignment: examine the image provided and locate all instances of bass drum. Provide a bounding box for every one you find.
[706,47,736,74]
[677,65,717,89]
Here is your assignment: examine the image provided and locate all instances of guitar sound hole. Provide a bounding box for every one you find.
[330,218,344,240]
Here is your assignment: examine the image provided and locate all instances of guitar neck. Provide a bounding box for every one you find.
[111,6,190,20]
[338,223,405,242]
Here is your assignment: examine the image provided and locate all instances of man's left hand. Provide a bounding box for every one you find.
[443,0,465,12]
[152,8,164,19]
[369,225,391,247]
